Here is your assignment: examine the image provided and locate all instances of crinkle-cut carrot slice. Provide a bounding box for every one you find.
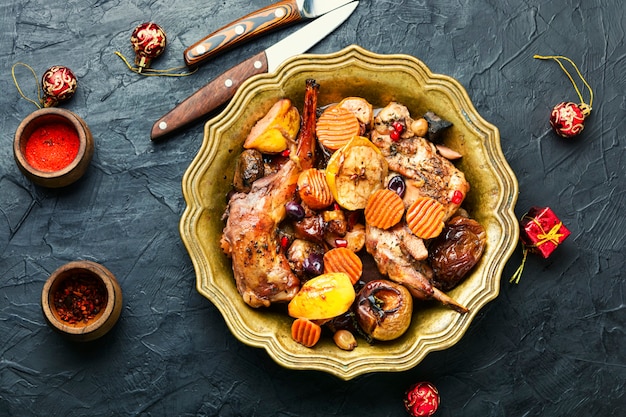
[323,247,363,285]
[364,188,405,230]
[316,105,361,150]
[291,318,322,348]
[406,197,445,239]
[297,168,333,210]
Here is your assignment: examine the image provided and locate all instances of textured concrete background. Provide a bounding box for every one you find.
[1,0,624,416]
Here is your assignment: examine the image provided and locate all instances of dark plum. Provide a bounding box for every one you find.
[303,252,324,276]
[285,201,306,220]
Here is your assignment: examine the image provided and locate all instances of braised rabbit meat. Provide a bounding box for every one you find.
[221,88,487,348]
[221,80,319,308]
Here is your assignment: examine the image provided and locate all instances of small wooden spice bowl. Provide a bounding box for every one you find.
[13,107,94,188]
[41,260,123,342]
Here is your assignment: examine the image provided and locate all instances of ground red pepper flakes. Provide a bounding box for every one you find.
[25,122,80,172]
[53,274,107,324]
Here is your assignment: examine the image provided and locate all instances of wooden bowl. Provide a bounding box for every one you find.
[180,45,519,379]
[14,107,94,188]
[41,260,123,342]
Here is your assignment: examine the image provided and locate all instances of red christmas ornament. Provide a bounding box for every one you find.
[549,101,589,138]
[41,65,77,108]
[131,22,167,72]
[404,382,440,417]
[534,54,594,138]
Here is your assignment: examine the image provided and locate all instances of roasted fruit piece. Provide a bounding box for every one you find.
[429,216,486,291]
[243,98,300,153]
[286,239,324,279]
[288,272,355,320]
[355,279,413,341]
[232,149,265,193]
[338,96,374,132]
[325,136,388,211]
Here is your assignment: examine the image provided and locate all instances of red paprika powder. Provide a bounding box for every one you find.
[25,122,80,172]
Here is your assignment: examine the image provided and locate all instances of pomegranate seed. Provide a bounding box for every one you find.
[281,149,291,157]
[392,121,404,133]
[451,190,464,205]
[280,236,290,250]
[390,130,401,141]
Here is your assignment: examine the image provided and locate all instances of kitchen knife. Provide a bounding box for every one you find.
[151,1,358,141]
[183,0,355,68]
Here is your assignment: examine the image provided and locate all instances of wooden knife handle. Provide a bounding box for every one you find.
[151,52,269,141]
[184,0,302,68]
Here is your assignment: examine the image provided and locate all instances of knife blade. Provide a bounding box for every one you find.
[151,1,358,141]
[183,0,355,68]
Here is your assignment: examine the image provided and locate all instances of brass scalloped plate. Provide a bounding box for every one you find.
[180,45,519,380]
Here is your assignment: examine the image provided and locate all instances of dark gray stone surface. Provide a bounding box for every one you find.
[1,0,624,415]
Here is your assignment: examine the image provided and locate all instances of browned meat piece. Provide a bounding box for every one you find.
[221,80,319,308]
[366,224,468,313]
[372,103,469,221]
[221,163,301,307]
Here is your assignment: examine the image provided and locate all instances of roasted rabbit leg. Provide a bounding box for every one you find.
[221,80,319,308]
[366,224,469,313]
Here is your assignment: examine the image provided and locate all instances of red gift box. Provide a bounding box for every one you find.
[520,206,570,258]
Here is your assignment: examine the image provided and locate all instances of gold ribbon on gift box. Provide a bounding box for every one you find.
[510,215,565,284]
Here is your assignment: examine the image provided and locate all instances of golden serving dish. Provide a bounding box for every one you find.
[180,45,519,380]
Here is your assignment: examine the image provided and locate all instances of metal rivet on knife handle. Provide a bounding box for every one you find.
[153,2,359,141]
[183,0,302,68]
[150,52,269,141]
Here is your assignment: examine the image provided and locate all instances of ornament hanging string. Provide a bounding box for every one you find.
[12,63,77,108]
[114,51,197,77]
[11,62,43,109]
[510,248,528,285]
[533,54,594,116]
